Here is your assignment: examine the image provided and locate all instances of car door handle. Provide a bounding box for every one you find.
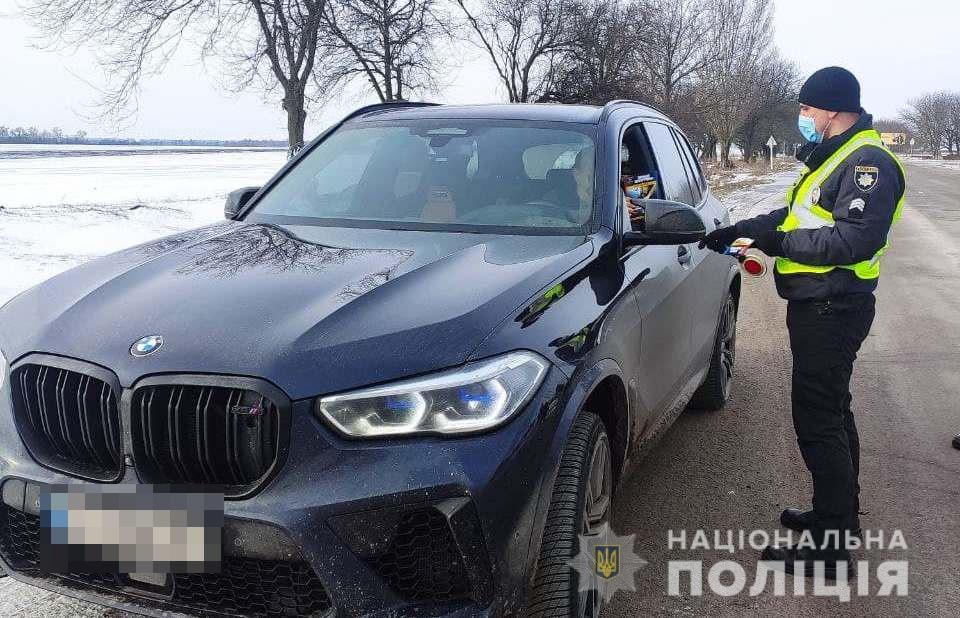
[677,245,692,265]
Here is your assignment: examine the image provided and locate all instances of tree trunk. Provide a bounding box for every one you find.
[720,138,733,169]
[284,85,307,158]
[703,135,718,161]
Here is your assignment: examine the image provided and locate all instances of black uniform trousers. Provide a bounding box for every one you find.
[786,293,875,540]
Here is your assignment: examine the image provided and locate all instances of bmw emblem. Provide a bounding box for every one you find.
[131,335,164,357]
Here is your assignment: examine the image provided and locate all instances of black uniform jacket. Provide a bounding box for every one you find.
[737,112,905,301]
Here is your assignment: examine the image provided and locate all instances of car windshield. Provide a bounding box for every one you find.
[247,119,597,234]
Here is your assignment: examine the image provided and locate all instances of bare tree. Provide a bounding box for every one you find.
[734,57,800,162]
[319,0,445,102]
[453,0,575,102]
[946,93,960,156]
[541,0,638,104]
[24,0,328,152]
[635,0,714,118]
[695,0,775,168]
[900,92,954,158]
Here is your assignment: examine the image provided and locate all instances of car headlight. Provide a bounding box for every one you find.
[317,350,549,438]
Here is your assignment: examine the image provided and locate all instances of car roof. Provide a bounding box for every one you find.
[347,102,669,125]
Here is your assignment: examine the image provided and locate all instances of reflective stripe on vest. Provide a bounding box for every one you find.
[775,129,906,279]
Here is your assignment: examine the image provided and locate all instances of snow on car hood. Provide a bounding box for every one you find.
[0,222,591,399]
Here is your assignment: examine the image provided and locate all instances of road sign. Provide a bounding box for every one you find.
[881,132,906,146]
[766,136,777,170]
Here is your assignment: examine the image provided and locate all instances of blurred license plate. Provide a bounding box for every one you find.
[39,484,223,574]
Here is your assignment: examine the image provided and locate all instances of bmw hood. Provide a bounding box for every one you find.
[0,222,591,399]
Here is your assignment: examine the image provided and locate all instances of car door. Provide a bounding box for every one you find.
[616,121,694,430]
[670,127,732,368]
[641,121,704,386]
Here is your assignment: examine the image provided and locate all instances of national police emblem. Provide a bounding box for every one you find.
[854,165,879,192]
[567,523,646,602]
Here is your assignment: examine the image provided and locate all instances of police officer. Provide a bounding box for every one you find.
[701,66,906,576]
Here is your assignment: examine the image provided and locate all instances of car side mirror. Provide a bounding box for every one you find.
[224,186,260,220]
[623,199,706,247]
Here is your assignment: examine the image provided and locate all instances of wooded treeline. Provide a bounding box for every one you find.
[898,91,960,158]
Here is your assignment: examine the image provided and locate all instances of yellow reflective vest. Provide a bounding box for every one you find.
[776,129,906,280]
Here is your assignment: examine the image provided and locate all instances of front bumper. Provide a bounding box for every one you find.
[0,365,569,617]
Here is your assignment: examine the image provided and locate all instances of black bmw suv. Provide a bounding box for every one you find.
[0,101,740,617]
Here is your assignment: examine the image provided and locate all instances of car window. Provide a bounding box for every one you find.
[249,120,597,233]
[619,123,662,232]
[671,129,701,204]
[672,128,707,196]
[644,122,696,207]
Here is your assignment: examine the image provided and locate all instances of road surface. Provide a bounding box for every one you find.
[1,160,958,616]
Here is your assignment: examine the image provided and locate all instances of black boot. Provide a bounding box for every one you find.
[953,434,960,450]
[780,507,862,538]
[760,544,852,579]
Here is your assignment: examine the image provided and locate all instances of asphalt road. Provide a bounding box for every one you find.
[604,160,960,617]
[1,161,958,616]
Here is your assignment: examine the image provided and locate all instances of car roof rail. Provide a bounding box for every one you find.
[340,100,441,123]
[600,99,669,122]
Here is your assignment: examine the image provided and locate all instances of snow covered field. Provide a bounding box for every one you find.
[0,146,286,304]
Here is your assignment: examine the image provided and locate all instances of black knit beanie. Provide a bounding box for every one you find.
[798,66,861,112]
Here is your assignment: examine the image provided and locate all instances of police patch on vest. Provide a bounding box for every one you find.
[854,165,879,192]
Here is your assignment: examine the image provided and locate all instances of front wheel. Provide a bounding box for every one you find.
[689,291,737,411]
[525,412,612,617]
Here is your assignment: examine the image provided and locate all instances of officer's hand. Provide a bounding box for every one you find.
[698,225,739,252]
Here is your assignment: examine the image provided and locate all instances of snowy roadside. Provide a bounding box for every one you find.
[715,164,797,224]
[899,157,960,172]
[0,149,287,305]
[703,157,798,200]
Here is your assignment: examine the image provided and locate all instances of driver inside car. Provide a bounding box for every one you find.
[619,146,658,229]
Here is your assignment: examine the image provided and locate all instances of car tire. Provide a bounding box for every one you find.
[689,291,737,411]
[525,412,612,618]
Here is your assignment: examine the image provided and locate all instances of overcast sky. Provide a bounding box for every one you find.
[1,0,957,140]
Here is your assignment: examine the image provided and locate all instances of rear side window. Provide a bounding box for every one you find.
[644,122,696,207]
[672,129,707,196]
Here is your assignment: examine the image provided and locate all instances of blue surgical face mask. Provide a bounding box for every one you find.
[798,114,823,143]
